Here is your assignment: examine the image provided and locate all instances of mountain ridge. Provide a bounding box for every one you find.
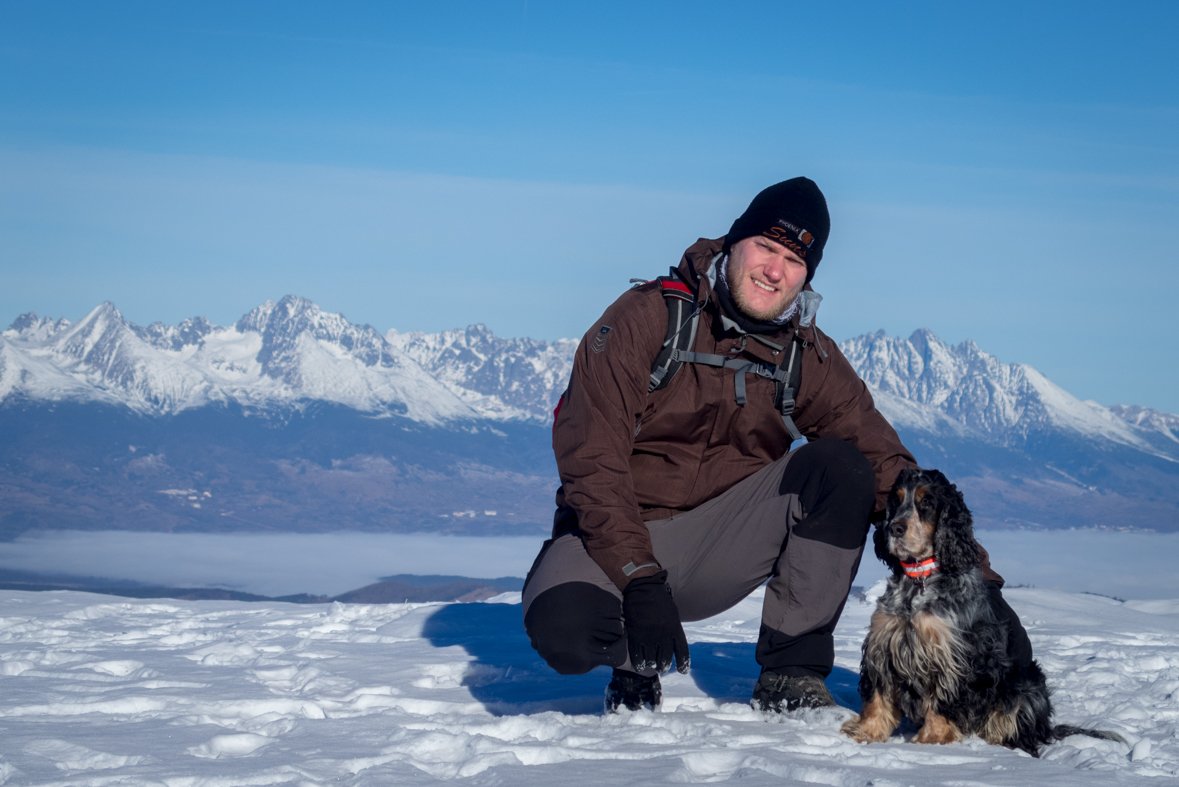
[1,296,573,424]
[3,297,1177,535]
[841,328,1175,460]
[6,298,1174,449]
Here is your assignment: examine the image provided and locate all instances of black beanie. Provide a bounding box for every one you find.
[724,177,830,282]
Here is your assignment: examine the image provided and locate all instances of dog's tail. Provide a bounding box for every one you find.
[1051,724,1127,745]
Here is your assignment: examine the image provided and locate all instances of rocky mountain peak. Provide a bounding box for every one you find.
[388,323,577,421]
[133,316,217,352]
[235,300,277,334]
[1109,404,1179,451]
[56,302,130,363]
[235,295,397,383]
[5,312,73,343]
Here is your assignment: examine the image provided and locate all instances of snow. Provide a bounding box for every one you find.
[1111,405,1179,445]
[865,388,974,437]
[1019,364,1163,456]
[1,586,1175,784]
[0,336,104,404]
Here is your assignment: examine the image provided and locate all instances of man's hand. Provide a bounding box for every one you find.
[621,570,690,674]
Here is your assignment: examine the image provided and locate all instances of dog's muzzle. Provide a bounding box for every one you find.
[887,518,907,539]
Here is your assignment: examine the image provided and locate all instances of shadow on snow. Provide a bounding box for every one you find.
[421,602,861,716]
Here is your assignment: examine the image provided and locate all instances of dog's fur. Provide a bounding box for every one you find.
[840,468,1124,756]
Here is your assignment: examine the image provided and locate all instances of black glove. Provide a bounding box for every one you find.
[622,570,690,674]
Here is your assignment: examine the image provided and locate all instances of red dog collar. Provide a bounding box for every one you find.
[900,557,939,579]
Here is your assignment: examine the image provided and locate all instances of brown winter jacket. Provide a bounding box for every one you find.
[552,237,988,591]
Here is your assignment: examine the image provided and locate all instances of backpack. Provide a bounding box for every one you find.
[640,268,805,442]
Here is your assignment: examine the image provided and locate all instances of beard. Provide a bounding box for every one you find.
[724,257,801,323]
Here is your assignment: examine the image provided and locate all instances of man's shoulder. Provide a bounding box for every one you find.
[596,279,673,333]
[579,237,721,354]
[573,276,690,374]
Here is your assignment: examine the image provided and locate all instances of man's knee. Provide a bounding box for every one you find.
[780,439,874,548]
[523,582,626,675]
[782,438,874,500]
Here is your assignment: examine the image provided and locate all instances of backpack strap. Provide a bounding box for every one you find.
[775,339,804,442]
[669,337,805,442]
[648,268,702,393]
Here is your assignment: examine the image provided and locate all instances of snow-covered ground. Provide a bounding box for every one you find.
[1,585,1175,785]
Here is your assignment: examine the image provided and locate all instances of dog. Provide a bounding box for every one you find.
[840,468,1124,756]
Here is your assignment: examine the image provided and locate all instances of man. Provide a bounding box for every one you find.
[522,177,1025,714]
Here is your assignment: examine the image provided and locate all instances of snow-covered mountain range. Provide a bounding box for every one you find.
[2,297,1177,534]
[842,329,1178,461]
[1,296,575,424]
[5,298,1175,458]
[386,324,577,423]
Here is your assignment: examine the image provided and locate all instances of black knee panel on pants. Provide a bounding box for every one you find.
[523,582,627,675]
[779,438,875,549]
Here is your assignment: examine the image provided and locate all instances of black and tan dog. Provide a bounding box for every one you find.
[840,468,1123,756]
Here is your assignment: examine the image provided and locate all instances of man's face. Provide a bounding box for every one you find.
[725,235,808,321]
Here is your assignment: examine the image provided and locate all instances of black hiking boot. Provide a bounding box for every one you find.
[605,669,662,713]
[750,671,836,713]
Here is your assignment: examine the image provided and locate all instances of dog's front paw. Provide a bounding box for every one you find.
[841,716,878,743]
[841,713,895,743]
[843,692,900,742]
[913,713,964,745]
[840,716,866,742]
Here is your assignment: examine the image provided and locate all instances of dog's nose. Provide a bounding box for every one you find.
[888,520,906,539]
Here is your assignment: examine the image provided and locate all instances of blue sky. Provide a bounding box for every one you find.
[2,1,1177,411]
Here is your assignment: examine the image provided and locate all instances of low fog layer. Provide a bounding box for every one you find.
[0,531,542,597]
[852,529,1179,600]
[0,529,1176,600]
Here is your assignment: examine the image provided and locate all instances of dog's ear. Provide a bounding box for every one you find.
[873,522,903,575]
[893,468,919,495]
[885,469,913,524]
[876,471,912,575]
[930,470,980,573]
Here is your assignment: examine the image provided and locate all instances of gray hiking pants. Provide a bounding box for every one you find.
[522,438,876,678]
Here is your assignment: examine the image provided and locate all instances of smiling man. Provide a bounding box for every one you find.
[521,178,1011,714]
[728,234,808,320]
